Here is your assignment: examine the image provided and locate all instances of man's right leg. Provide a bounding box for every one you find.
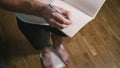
[17,18,53,68]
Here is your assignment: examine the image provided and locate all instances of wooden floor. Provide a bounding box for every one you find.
[0,0,120,68]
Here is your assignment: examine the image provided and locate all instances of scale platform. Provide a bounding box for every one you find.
[40,47,65,68]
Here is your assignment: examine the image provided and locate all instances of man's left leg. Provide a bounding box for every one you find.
[51,34,70,65]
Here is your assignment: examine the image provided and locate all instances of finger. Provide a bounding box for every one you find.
[62,10,72,25]
[52,12,71,25]
[49,18,67,29]
[58,7,71,19]
[62,10,71,19]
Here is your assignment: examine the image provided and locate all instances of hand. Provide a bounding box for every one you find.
[41,4,72,29]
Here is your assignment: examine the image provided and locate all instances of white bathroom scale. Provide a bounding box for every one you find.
[40,47,65,68]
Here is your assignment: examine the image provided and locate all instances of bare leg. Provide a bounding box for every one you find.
[41,46,53,68]
[51,34,70,65]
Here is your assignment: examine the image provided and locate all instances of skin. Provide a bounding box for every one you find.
[41,34,70,68]
[0,0,71,29]
[0,0,72,68]
[52,34,70,65]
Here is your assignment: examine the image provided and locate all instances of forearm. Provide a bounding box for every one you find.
[0,0,72,29]
[0,0,47,17]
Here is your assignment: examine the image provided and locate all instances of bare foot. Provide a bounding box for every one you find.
[54,46,70,65]
[40,48,53,68]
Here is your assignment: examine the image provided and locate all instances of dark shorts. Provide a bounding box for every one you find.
[16,17,66,50]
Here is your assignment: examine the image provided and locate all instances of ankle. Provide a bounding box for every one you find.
[53,45,61,50]
[42,47,50,53]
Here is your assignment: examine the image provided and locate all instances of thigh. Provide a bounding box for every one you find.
[17,18,50,50]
